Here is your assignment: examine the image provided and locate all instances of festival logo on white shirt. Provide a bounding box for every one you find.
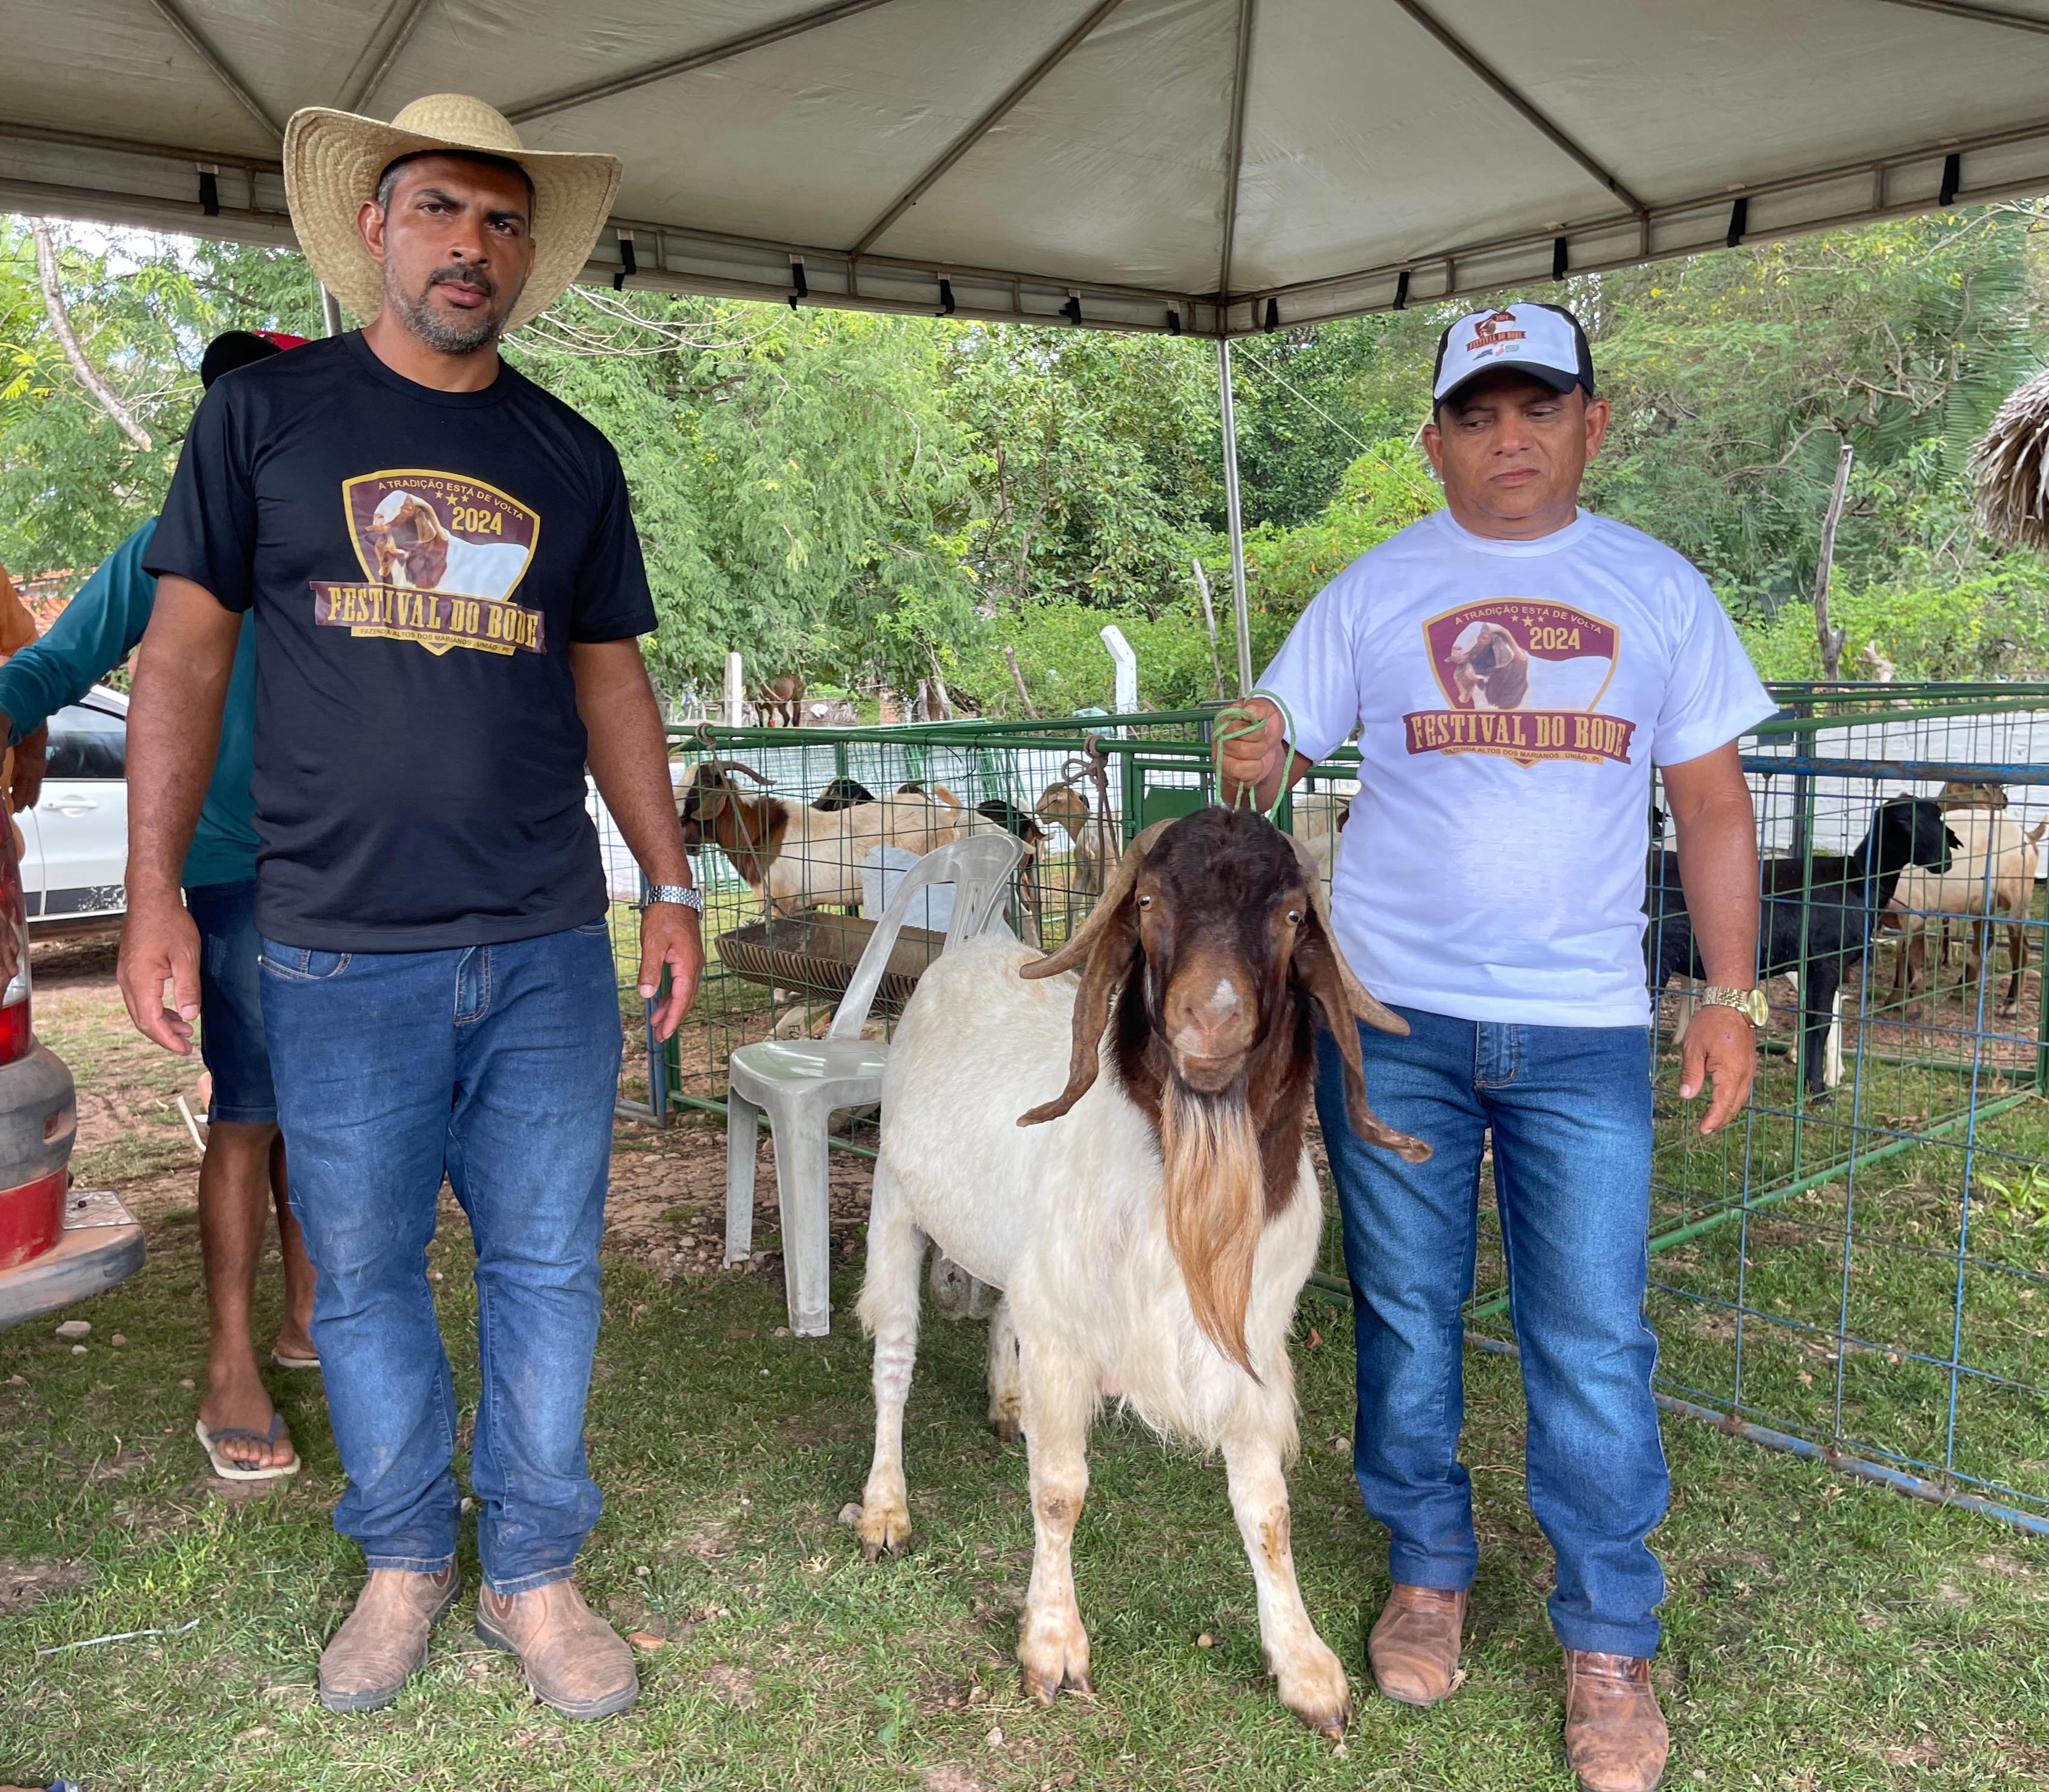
[1405,598,1635,768]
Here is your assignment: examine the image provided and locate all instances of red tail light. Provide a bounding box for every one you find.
[0,824,30,1065]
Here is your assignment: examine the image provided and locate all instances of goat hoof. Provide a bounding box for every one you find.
[990,1417,1021,1445]
[857,1498,911,1561]
[1277,1642,1354,1739]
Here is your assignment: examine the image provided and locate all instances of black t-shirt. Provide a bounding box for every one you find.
[146,332,656,950]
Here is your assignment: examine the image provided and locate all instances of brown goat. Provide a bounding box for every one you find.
[756,675,805,727]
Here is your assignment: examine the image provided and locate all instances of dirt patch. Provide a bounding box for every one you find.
[602,1119,876,1282]
[702,1663,759,1708]
[923,1767,997,1792]
[0,1558,93,1612]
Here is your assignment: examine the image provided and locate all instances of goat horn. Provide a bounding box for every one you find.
[1286,836,1409,1037]
[1020,818,1176,979]
[692,758,772,786]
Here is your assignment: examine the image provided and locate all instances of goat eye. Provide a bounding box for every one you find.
[1137,894,1152,909]
[1286,909,1302,925]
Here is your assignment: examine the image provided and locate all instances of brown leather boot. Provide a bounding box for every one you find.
[1563,1650,1669,1792]
[1367,1583,1468,1706]
[476,1579,639,1720]
[318,1566,461,1712]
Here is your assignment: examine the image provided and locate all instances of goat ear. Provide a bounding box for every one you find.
[1018,895,1140,1128]
[1294,913,1432,1164]
[1021,818,1173,980]
[1283,838,1409,1036]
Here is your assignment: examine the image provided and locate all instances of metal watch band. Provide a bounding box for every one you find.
[644,883,702,913]
[1700,985,1768,1027]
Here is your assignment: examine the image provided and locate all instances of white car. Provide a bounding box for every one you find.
[20,684,128,935]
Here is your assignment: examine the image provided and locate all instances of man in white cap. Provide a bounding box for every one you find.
[1221,301,1776,1792]
[119,95,702,1720]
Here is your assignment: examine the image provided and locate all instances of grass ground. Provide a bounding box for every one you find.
[5,946,2049,1790]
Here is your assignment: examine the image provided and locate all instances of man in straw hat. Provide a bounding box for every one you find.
[1221,303,1776,1792]
[120,95,703,1720]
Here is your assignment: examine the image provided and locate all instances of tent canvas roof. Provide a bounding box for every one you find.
[5,0,2049,334]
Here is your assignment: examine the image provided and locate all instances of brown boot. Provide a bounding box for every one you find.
[318,1566,460,1712]
[476,1579,639,1720]
[1367,1583,1468,1706]
[1564,1650,1669,1792]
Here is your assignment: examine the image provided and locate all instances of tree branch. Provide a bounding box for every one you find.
[30,219,152,452]
[1813,438,1854,682]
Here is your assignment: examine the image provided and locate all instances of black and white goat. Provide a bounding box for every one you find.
[1648,795,1956,1094]
[856,809,1426,1735]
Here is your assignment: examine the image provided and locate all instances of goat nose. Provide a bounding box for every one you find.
[1168,975,1251,1059]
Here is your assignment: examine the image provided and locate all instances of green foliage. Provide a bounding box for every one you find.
[9,207,2049,697]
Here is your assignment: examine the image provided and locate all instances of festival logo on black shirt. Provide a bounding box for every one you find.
[1403,598,1635,768]
[310,470,544,656]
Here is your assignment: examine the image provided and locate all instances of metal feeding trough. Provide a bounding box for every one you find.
[714,910,945,1015]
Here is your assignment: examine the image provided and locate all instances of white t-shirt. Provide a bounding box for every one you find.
[1260,507,1776,1027]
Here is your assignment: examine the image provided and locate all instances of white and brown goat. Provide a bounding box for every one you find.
[856,808,1426,1735]
[678,761,959,913]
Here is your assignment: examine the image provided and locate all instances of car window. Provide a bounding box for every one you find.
[44,703,126,781]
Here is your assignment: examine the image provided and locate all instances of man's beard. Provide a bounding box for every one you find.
[387,263,511,353]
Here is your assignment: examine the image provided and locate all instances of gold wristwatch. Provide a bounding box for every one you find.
[1699,986,1769,1028]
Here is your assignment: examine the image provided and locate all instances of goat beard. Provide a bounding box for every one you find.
[1159,1078,1266,1377]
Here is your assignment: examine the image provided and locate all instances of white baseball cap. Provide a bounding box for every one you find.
[1432,302,1594,406]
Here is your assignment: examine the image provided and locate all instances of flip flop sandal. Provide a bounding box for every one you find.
[269,1348,322,1370]
[195,1413,301,1481]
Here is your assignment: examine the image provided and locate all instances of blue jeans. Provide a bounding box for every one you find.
[1314,1006,1667,1658]
[258,921,620,1592]
[186,880,275,1125]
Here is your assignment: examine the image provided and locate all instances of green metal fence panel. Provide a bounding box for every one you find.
[599,685,2049,1532]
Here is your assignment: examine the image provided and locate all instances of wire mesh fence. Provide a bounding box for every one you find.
[599,684,2049,1534]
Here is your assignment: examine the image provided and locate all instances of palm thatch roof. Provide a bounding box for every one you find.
[1972,368,2049,551]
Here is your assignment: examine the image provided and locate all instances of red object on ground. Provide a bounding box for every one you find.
[0,1166,66,1270]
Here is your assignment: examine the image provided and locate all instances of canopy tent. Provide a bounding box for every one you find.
[7,0,2049,679]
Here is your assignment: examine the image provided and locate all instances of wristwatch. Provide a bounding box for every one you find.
[644,883,703,915]
[1699,985,1769,1028]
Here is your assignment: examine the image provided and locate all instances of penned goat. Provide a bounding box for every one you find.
[1650,797,1956,1094]
[678,761,959,912]
[856,809,1426,1735]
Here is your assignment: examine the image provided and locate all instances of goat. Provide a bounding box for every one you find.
[812,777,877,812]
[856,809,1427,1735]
[1649,797,1956,1095]
[1938,780,2007,813]
[1286,789,1352,898]
[678,761,960,913]
[1889,810,2047,1017]
[366,489,530,600]
[756,675,805,727]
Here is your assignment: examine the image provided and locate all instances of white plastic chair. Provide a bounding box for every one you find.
[723,830,1024,1335]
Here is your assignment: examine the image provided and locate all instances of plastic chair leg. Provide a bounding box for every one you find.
[725,1088,762,1266]
[766,1092,834,1337]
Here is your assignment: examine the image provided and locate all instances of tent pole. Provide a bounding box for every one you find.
[1216,337,1253,696]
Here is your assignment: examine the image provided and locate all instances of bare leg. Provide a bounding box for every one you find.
[985,1296,1022,1443]
[856,1161,922,1559]
[1017,1341,1095,1702]
[2005,920,2028,1015]
[197,1119,294,1470]
[269,1133,316,1361]
[1222,1432,1352,1737]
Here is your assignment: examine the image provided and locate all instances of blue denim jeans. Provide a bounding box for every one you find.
[185,880,275,1125]
[258,921,620,1592]
[1314,1006,1667,1658]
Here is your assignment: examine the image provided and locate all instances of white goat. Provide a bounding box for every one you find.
[1889,809,2047,1016]
[856,810,1426,1735]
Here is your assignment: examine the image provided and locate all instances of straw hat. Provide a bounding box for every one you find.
[282,94,622,332]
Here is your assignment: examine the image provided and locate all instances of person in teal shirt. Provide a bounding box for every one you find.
[0,329,314,1478]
